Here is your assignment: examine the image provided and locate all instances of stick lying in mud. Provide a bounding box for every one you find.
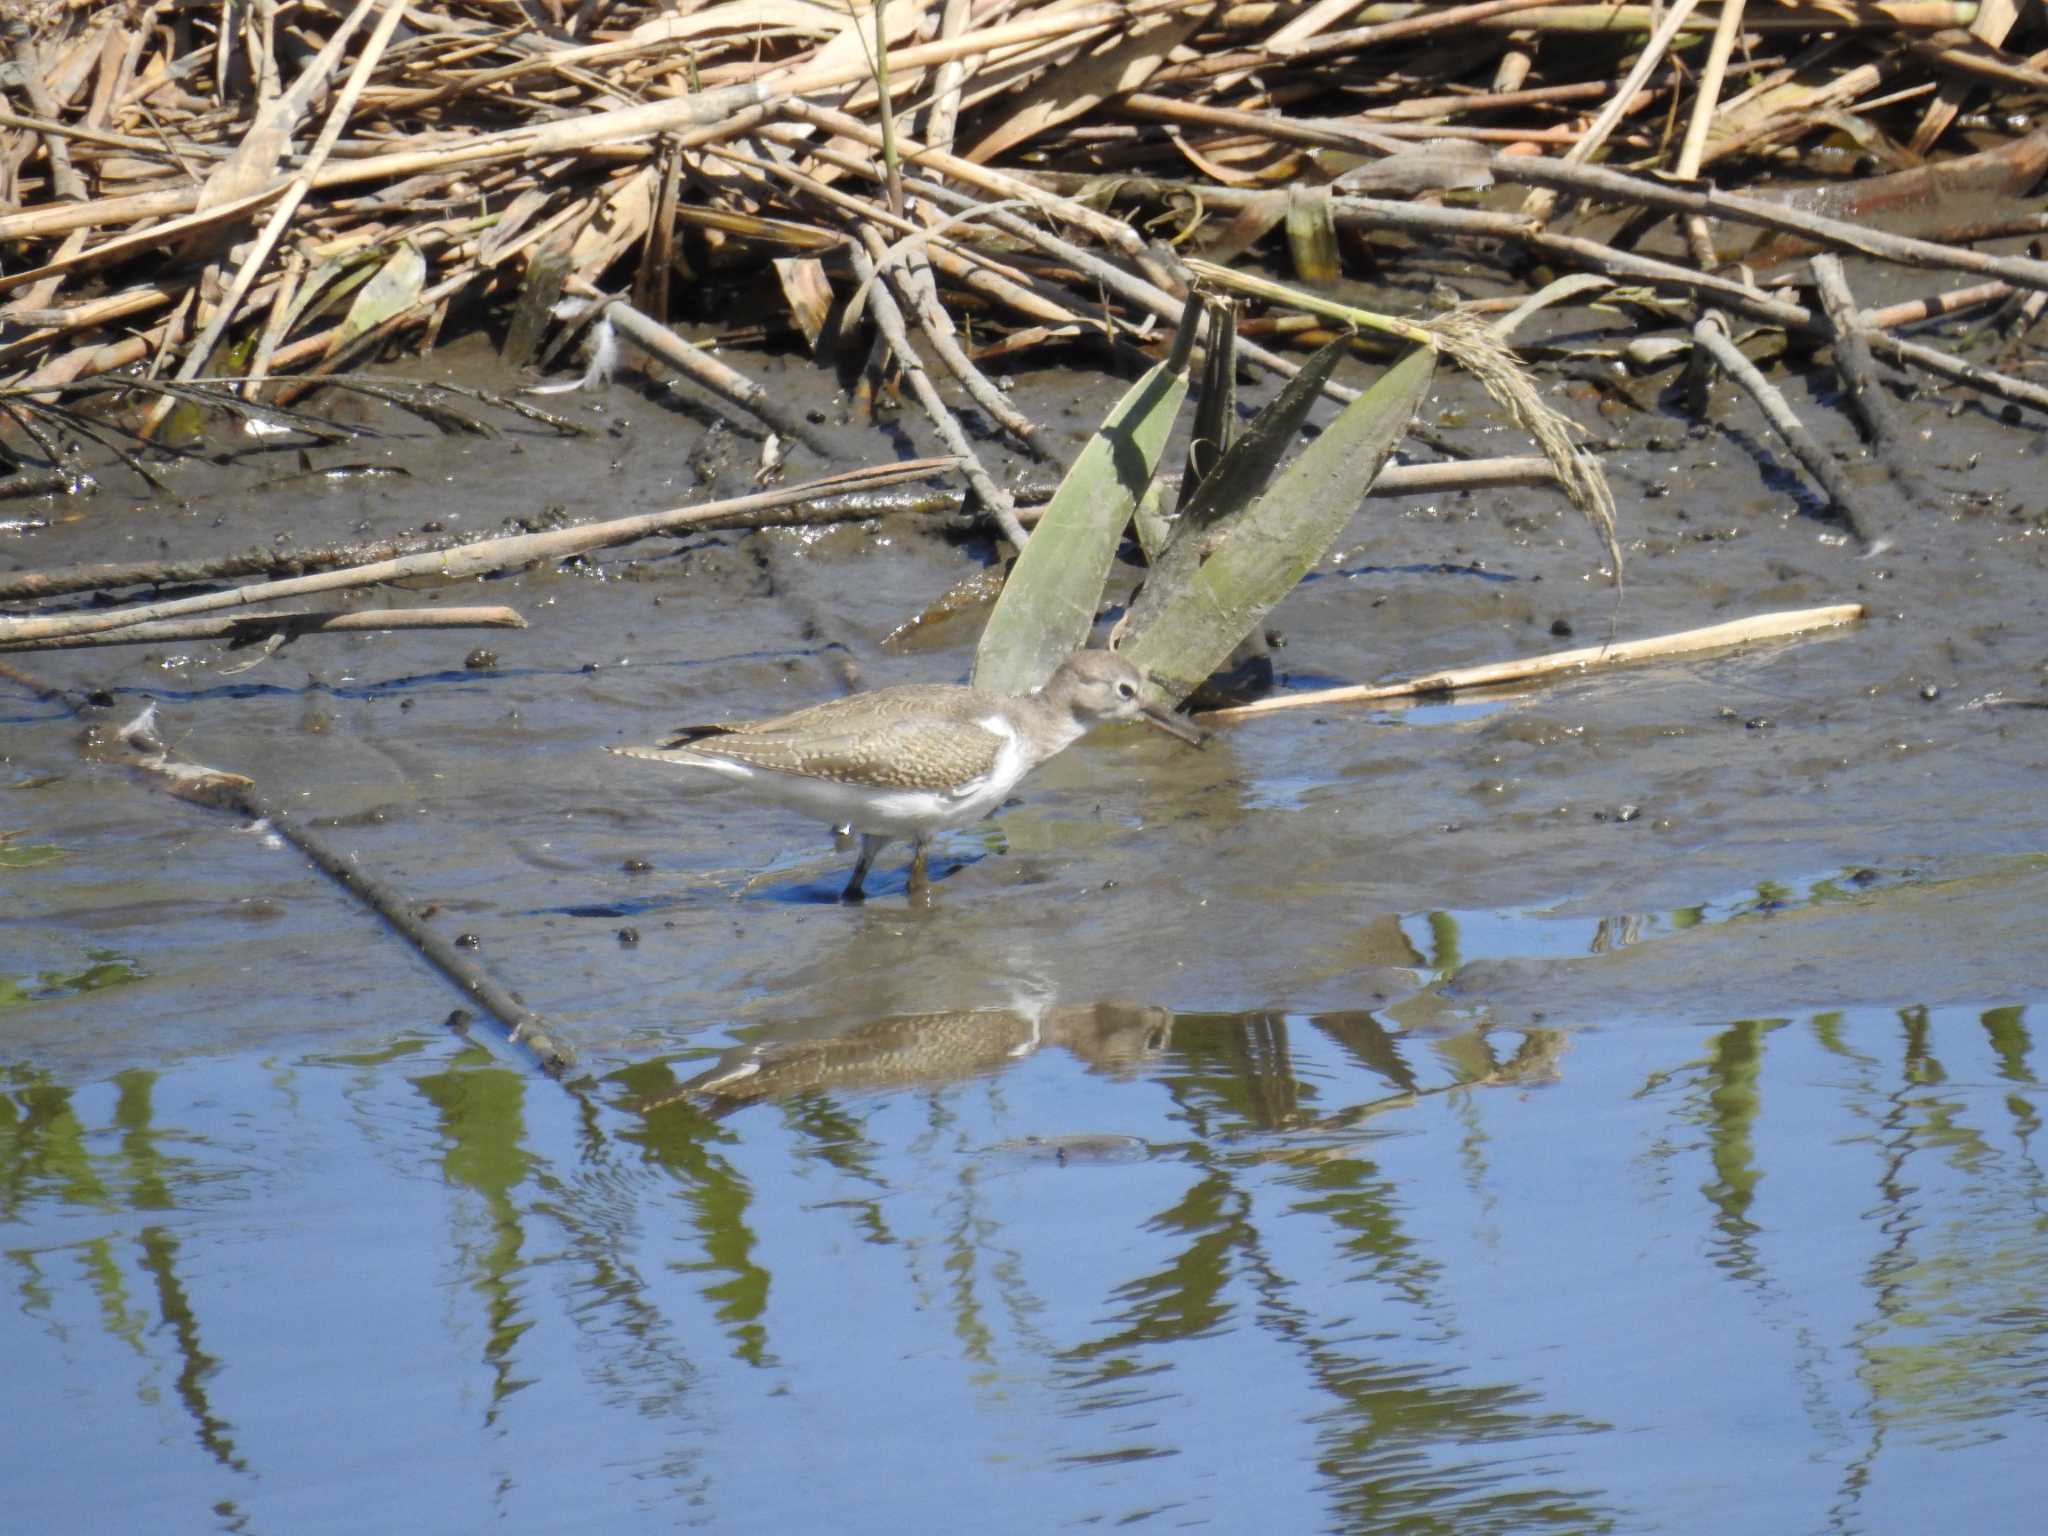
[0,460,965,601]
[561,287,847,459]
[0,605,525,652]
[0,458,958,643]
[1811,255,1935,504]
[114,704,578,1076]
[1195,603,1869,721]
[1689,317,1879,548]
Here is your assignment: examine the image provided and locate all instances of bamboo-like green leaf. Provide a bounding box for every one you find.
[1177,300,1237,516]
[972,316,1197,695]
[1122,332,1348,641]
[332,243,427,354]
[1122,345,1435,704]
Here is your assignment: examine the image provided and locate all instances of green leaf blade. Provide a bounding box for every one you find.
[1123,345,1436,705]
[972,358,1190,695]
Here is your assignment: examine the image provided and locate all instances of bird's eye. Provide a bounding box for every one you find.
[1118,682,1136,699]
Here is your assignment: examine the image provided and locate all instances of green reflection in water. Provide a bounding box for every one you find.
[1845,1005,2048,1457]
[414,1047,539,1422]
[613,1059,770,1367]
[0,832,65,869]
[137,1222,247,1472]
[2,1067,113,1214]
[0,951,145,1012]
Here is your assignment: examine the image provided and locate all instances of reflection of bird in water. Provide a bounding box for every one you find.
[642,1002,1173,1113]
[609,650,1203,901]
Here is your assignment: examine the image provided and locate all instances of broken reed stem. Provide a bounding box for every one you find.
[846,234,1032,548]
[1197,604,1870,722]
[112,705,578,1076]
[885,244,1044,448]
[1868,330,2048,414]
[870,0,906,217]
[1015,454,1562,525]
[0,606,526,652]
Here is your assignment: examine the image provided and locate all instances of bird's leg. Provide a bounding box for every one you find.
[903,837,936,909]
[842,833,889,903]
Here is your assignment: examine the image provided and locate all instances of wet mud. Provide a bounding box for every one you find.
[6,294,2042,1077]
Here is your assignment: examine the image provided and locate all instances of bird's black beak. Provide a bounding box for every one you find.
[1140,702,1208,746]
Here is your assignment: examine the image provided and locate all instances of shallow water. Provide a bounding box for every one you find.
[5,320,2046,1531]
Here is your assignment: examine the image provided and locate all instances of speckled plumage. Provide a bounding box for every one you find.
[609,649,1203,901]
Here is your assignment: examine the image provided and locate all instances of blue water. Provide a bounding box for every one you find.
[5,996,2041,1533]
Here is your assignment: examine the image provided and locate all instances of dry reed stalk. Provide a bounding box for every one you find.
[148,0,410,432]
[1197,605,1869,722]
[846,236,1032,547]
[1518,0,1700,224]
[1674,0,1748,267]
[0,606,528,653]
[903,172,1363,399]
[1013,454,1566,525]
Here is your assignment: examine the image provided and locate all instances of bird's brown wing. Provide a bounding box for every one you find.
[634,715,1009,795]
[653,683,981,749]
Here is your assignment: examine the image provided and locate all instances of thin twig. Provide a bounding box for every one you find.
[0,606,526,652]
[1197,604,1869,721]
[846,237,1032,548]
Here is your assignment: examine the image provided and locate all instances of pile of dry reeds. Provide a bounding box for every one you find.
[3,0,2046,518]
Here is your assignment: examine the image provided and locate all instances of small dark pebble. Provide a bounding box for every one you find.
[1745,717,1772,730]
[617,928,640,946]
[1550,617,1573,638]
[399,698,414,711]
[1920,684,1940,701]
[444,1008,473,1030]
[622,857,652,873]
[421,520,445,533]
[454,932,481,950]
[417,903,440,919]
[464,648,496,670]
[1101,879,1119,890]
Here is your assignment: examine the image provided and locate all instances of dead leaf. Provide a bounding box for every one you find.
[966,4,1217,164]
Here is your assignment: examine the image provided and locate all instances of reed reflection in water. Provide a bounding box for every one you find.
[3,1001,2043,1532]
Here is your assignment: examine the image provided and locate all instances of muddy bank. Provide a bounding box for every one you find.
[4,295,2043,1083]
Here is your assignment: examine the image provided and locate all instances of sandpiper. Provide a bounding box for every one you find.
[610,649,1204,901]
